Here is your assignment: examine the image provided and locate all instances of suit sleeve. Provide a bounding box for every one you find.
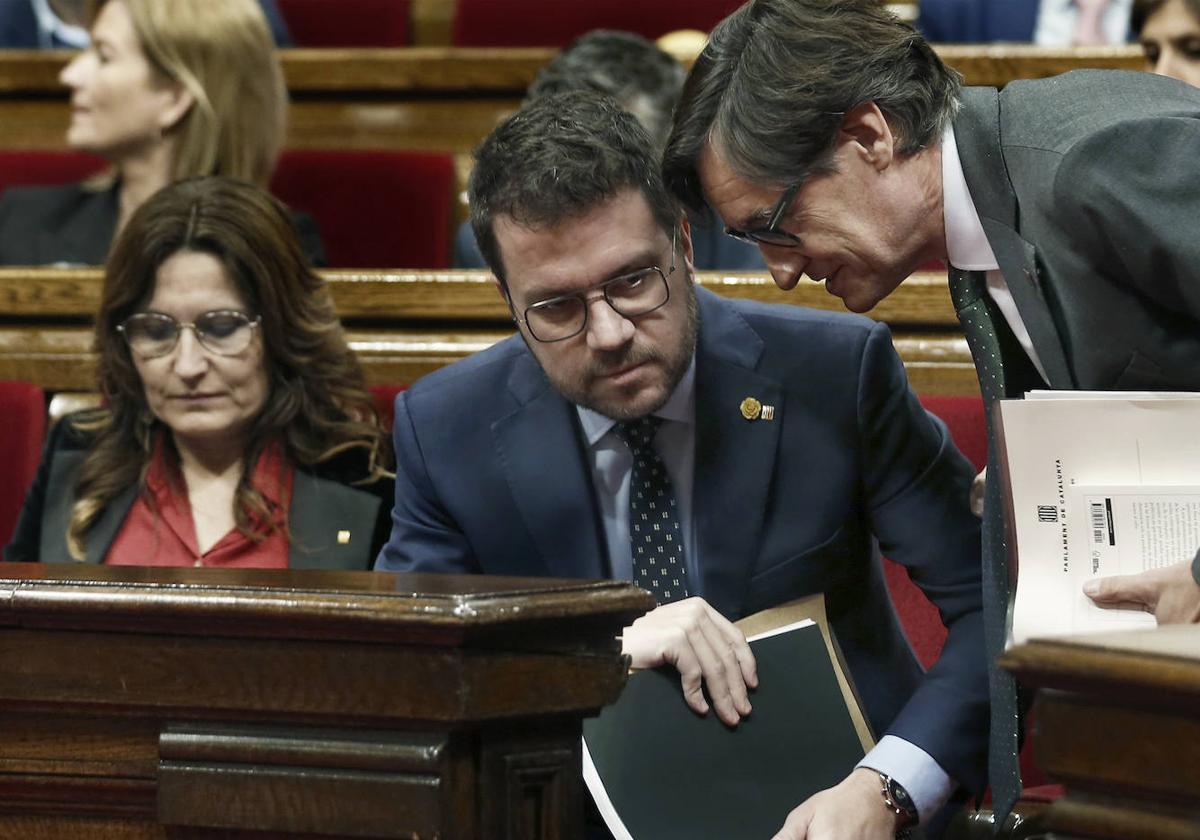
[857,323,989,795]
[374,389,482,574]
[3,418,69,561]
[1056,115,1200,324]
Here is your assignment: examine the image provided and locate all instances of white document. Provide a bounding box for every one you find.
[997,393,1200,644]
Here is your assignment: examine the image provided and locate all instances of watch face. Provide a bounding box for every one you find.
[886,777,919,826]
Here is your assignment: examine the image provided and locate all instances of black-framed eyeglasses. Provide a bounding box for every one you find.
[518,238,677,343]
[117,310,262,359]
[724,182,801,248]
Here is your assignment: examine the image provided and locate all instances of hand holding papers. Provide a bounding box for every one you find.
[586,596,873,840]
[620,596,758,726]
[996,391,1200,643]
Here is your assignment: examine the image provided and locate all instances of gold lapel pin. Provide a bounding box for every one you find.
[740,396,762,420]
[337,530,351,545]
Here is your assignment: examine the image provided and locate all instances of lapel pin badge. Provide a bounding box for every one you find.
[740,397,776,422]
[337,530,351,545]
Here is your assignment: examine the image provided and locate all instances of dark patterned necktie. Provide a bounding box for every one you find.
[615,417,691,605]
[948,267,1024,822]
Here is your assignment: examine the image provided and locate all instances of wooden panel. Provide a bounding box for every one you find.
[0,268,972,393]
[0,47,1145,152]
[1000,625,1200,840]
[0,564,648,838]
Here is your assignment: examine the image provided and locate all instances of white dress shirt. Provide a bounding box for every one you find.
[1034,0,1133,45]
[941,124,1049,383]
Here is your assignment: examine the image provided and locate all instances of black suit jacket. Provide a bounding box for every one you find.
[0,182,327,267]
[5,412,393,570]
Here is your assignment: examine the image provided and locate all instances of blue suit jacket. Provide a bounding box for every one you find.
[377,288,988,795]
[917,0,1041,42]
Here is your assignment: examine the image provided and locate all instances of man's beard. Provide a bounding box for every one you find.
[550,284,699,421]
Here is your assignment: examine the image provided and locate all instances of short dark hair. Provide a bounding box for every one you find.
[528,29,685,149]
[469,91,681,283]
[663,0,962,212]
[1132,0,1200,32]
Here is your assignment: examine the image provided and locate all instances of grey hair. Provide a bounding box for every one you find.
[663,0,962,212]
[527,29,686,150]
[469,91,681,284]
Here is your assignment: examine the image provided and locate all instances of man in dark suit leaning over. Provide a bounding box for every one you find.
[376,91,987,838]
[662,0,1200,827]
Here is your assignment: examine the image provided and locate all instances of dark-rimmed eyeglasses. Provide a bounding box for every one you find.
[723,182,801,248]
[117,310,262,359]
[518,240,677,343]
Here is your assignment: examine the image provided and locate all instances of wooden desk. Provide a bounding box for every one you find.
[1000,625,1200,840]
[0,267,979,396]
[0,563,653,839]
[0,46,1144,153]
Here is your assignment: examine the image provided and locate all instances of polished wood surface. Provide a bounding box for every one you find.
[0,563,654,839]
[0,268,978,395]
[1000,625,1200,840]
[0,47,1145,153]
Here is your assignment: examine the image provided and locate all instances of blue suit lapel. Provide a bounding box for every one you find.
[954,87,1075,390]
[691,290,782,619]
[492,353,608,581]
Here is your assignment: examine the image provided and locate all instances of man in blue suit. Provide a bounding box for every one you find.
[376,91,987,838]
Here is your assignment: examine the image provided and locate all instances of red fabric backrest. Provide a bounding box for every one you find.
[369,384,408,433]
[452,0,743,46]
[276,0,410,46]
[0,150,108,192]
[270,150,456,268]
[0,381,46,549]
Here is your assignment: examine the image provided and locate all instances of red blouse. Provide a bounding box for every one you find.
[106,437,295,568]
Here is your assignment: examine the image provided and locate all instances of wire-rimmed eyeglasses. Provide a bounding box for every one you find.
[723,182,801,248]
[117,310,262,359]
[518,239,677,343]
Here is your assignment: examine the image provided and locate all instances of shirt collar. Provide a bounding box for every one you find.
[941,123,1000,272]
[31,0,89,49]
[576,354,697,447]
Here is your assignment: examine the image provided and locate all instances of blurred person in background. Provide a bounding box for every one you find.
[1134,0,1200,85]
[453,29,764,271]
[0,0,323,265]
[5,176,391,568]
[918,0,1131,44]
[0,0,293,48]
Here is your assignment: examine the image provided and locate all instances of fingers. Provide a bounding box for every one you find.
[1083,570,1158,610]
[969,467,986,518]
[620,597,758,726]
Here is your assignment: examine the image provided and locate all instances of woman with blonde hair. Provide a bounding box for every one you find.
[6,176,387,567]
[0,0,323,265]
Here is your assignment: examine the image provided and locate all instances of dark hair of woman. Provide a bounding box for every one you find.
[67,176,387,558]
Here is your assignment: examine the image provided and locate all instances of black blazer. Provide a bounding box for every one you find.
[0,182,327,267]
[4,412,393,570]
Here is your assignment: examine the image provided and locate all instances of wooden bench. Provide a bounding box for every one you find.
[0,46,1144,154]
[0,267,978,396]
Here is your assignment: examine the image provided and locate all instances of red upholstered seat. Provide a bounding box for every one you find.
[452,0,743,46]
[369,384,407,433]
[0,150,107,191]
[271,150,455,269]
[0,381,46,549]
[276,0,410,46]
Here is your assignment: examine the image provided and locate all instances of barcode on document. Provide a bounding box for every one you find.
[1090,502,1105,544]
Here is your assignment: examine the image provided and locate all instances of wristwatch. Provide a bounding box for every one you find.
[878,772,919,837]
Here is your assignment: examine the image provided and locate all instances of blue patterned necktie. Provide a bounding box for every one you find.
[615,417,691,605]
[948,267,1025,823]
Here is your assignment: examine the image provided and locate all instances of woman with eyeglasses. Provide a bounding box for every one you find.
[1134,0,1200,88]
[0,0,323,266]
[5,176,390,567]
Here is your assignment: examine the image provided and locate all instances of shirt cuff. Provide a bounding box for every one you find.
[856,735,955,824]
